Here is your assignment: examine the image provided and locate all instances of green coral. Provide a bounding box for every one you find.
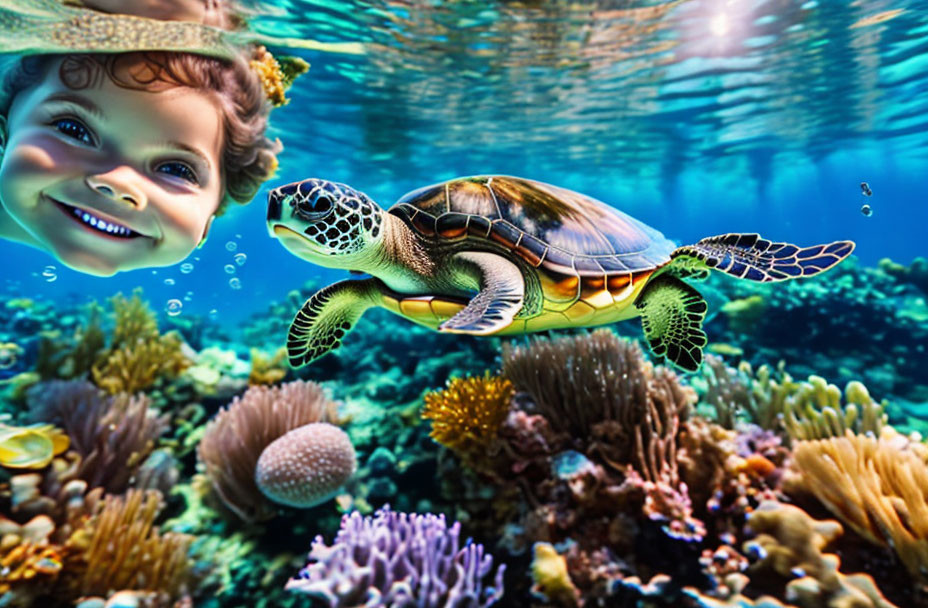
[695,357,887,441]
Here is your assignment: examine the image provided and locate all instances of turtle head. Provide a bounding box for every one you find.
[267,178,384,267]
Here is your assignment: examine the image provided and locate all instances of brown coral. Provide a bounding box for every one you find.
[197,380,339,522]
[786,430,928,583]
[422,372,513,456]
[27,380,168,494]
[65,489,193,601]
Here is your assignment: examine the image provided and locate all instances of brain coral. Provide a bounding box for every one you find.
[255,422,356,508]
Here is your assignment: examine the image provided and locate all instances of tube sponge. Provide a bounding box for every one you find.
[255,422,356,509]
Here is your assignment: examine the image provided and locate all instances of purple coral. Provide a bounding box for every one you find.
[286,506,506,607]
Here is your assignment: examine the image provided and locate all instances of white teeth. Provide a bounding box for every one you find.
[70,206,133,237]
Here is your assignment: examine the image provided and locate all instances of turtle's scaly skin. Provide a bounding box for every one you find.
[386,176,674,333]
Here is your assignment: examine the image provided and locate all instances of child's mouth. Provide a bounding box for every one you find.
[50,197,143,239]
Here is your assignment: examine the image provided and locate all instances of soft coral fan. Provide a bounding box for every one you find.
[286,506,505,607]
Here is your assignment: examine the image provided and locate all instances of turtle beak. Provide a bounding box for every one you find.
[267,185,294,236]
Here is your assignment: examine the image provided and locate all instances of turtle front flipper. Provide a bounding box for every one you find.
[671,233,855,282]
[439,251,525,335]
[287,278,381,367]
[635,274,708,372]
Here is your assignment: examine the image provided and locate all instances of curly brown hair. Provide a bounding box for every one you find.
[0,50,280,214]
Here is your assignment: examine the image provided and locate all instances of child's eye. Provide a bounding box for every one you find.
[53,117,95,145]
[156,162,199,184]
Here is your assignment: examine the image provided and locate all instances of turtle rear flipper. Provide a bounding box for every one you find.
[635,274,708,372]
[287,278,380,367]
[671,233,855,282]
[439,251,525,335]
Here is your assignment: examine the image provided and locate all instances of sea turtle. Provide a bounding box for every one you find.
[266,175,854,371]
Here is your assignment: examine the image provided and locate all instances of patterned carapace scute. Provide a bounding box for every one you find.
[286,506,506,607]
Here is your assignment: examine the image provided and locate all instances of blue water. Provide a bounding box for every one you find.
[2,0,927,324]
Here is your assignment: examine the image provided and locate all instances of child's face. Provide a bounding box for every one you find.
[0,57,224,276]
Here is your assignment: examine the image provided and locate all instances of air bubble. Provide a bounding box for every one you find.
[208,308,219,319]
[224,264,236,274]
[234,253,247,266]
[229,277,242,290]
[184,291,194,302]
[165,299,183,317]
[225,241,237,252]
[164,278,175,286]
[41,266,57,282]
[180,263,194,274]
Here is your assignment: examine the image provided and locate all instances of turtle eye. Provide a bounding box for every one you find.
[296,194,334,219]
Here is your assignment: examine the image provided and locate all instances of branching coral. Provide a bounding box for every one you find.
[422,372,513,457]
[65,489,194,601]
[744,501,897,608]
[90,291,190,394]
[695,357,887,442]
[27,380,168,494]
[786,430,928,583]
[197,380,339,522]
[781,377,886,442]
[286,506,505,607]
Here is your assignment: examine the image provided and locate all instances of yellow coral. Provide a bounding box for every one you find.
[248,347,288,386]
[92,332,189,394]
[788,430,928,583]
[0,423,69,469]
[530,542,579,607]
[66,489,193,599]
[421,372,513,454]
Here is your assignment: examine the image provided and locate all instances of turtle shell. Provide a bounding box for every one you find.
[389,175,675,277]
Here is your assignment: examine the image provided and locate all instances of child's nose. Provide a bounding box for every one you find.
[85,168,147,210]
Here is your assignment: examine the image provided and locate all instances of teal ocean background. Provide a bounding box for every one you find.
[2,0,926,323]
[2,2,928,607]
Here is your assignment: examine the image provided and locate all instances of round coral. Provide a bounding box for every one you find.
[255,423,356,509]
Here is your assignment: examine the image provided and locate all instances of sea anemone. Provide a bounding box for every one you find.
[197,380,339,522]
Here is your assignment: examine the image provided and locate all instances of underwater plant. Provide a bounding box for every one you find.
[197,379,340,522]
[286,506,505,607]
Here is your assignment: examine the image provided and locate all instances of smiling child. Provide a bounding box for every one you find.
[0,0,283,276]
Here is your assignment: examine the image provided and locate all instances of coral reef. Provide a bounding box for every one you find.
[255,422,357,508]
[196,380,340,522]
[27,380,168,494]
[286,506,505,607]
[422,372,513,458]
[742,501,897,608]
[0,421,69,469]
[67,489,194,602]
[786,430,928,583]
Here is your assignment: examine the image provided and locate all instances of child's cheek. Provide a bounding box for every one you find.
[1,132,84,184]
